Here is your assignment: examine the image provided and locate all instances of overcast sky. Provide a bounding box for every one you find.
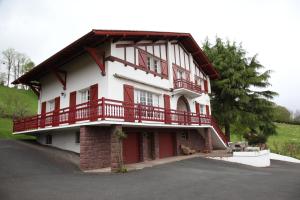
[0,0,299,112]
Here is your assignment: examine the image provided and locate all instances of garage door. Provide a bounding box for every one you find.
[159,132,175,158]
[123,132,140,164]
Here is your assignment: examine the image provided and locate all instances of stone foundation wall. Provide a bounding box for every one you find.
[176,130,206,155]
[79,126,111,170]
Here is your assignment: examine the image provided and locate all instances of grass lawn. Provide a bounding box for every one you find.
[268,123,300,159]
[0,85,37,116]
[0,118,35,139]
[231,123,300,159]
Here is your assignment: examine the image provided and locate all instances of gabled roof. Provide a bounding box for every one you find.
[12,30,219,84]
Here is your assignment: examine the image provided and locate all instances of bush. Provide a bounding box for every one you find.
[244,132,267,145]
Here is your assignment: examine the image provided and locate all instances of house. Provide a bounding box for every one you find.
[12,30,227,171]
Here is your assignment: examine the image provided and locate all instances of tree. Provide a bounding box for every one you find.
[294,110,300,122]
[202,37,277,142]
[273,105,292,123]
[0,72,6,85]
[1,48,34,88]
[2,48,16,87]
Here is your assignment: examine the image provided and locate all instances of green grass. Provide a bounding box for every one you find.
[0,118,35,139]
[231,123,300,159]
[268,123,300,159]
[0,85,37,116]
[0,85,37,139]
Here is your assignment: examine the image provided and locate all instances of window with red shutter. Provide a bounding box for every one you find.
[164,94,171,124]
[89,84,98,121]
[195,102,200,114]
[204,79,208,92]
[40,102,46,128]
[124,84,135,122]
[161,60,168,78]
[206,105,210,116]
[53,97,60,126]
[69,91,76,124]
[138,49,148,69]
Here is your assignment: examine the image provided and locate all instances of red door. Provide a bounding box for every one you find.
[123,133,140,164]
[159,132,175,158]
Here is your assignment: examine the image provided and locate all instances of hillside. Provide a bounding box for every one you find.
[232,123,300,159]
[0,85,38,139]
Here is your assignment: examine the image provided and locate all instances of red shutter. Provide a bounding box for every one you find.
[40,102,46,128]
[172,65,177,80]
[138,49,148,69]
[206,105,210,116]
[164,94,171,124]
[53,97,60,126]
[204,79,208,92]
[161,60,168,78]
[69,91,76,124]
[90,84,98,121]
[195,102,200,114]
[123,84,135,122]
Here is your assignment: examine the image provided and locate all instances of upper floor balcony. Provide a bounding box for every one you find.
[173,79,204,98]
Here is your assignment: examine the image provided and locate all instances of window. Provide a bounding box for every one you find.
[147,56,161,74]
[177,70,185,79]
[47,100,55,112]
[135,89,159,118]
[79,88,90,104]
[75,131,80,144]
[195,77,201,86]
[46,134,52,144]
[181,132,189,140]
[135,89,159,107]
[200,104,205,115]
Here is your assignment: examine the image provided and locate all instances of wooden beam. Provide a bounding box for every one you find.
[52,69,67,90]
[85,47,106,76]
[29,84,41,97]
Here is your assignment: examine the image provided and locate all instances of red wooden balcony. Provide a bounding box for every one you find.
[13,97,227,145]
[173,79,204,97]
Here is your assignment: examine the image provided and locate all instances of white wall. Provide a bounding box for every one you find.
[37,40,212,114]
[37,130,80,153]
[38,42,110,114]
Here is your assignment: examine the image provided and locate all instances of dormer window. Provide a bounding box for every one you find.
[147,56,161,74]
[177,70,185,79]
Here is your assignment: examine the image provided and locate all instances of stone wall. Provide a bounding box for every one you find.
[79,126,111,170]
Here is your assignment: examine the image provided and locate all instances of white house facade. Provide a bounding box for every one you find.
[12,30,227,171]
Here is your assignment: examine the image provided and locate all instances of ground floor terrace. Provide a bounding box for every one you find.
[30,124,224,171]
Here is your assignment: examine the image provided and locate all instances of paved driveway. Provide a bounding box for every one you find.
[0,139,299,200]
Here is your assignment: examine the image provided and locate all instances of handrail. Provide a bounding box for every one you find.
[13,97,227,145]
[173,79,204,94]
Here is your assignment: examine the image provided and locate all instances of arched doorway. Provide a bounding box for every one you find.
[176,96,190,124]
[177,96,190,112]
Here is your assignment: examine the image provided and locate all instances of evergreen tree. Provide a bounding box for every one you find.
[202,38,277,142]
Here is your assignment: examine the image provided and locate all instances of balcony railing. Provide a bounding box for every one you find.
[173,79,203,94]
[13,97,227,144]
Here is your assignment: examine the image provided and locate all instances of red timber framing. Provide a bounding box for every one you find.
[113,42,169,79]
[28,82,41,97]
[85,47,106,76]
[52,69,67,90]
